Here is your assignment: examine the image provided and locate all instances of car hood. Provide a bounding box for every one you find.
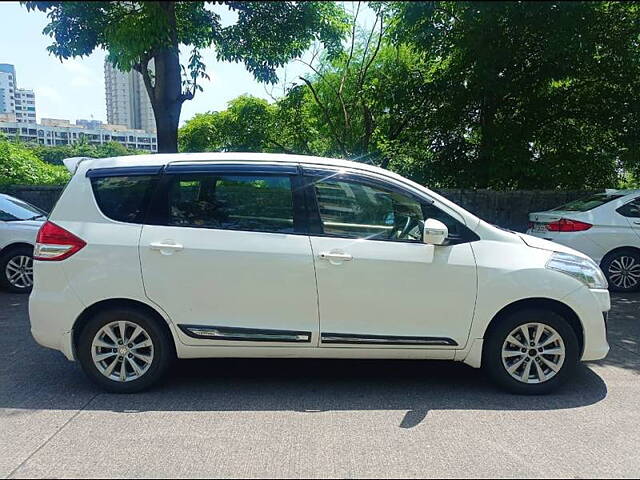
[516,232,590,259]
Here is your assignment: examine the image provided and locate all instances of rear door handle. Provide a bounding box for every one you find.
[319,251,353,261]
[149,242,184,254]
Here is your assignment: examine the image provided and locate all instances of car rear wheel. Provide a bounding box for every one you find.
[77,307,174,393]
[0,246,34,293]
[601,249,640,292]
[483,308,579,395]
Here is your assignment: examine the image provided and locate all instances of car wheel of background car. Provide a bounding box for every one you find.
[77,307,174,393]
[0,245,34,294]
[601,249,640,292]
[483,308,579,395]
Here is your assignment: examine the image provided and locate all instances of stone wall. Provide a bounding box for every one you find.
[1,184,593,233]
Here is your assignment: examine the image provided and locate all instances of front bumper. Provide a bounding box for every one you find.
[562,287,610,361]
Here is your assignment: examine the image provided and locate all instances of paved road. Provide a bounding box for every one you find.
[1,291,639,479]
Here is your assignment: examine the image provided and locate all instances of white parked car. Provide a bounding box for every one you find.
[0,193,46,293]
[30,153,610,394]
[527,190,640,292]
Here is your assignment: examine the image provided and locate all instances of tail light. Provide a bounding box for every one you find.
[546,218,593,232]
[34,221,86,261]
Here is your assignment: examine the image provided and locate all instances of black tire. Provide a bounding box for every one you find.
[77,307,174,393]
[483,308,580,395]
[0,245,34,294]
[601,249,640,293]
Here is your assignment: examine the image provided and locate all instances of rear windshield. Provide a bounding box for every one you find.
[91,176,157,223]
[552,193,624,212]
[0,196,47,221]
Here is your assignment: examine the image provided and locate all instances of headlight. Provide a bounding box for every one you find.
[546,252,608,289]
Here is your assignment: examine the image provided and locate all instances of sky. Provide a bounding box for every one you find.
[0,1,376,127]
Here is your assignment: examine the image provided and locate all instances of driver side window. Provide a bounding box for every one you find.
[312,177,425,241]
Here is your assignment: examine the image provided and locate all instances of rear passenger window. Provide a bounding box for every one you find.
[617,198,640,218]
[91,176,157,223]
[166,174,294,233]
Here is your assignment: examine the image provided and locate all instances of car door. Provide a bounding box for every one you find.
[303,167,478,350]
[139,163,320,347]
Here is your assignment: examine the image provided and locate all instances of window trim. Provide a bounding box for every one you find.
[145,165,308,235]
[301,166,479,245]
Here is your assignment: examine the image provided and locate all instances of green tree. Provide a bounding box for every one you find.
[387,1,640,189]
[24,1,348,153]
[179,95,281,152]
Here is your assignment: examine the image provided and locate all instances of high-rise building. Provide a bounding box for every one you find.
[104,60,156,133]
[0,64,37,124]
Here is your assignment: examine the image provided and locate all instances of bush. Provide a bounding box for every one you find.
[27,141,144,165]
[0,138,70,186]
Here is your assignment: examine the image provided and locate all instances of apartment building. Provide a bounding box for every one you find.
[0,118,157,152]
[0,64,37,123]
[104,60,156,133]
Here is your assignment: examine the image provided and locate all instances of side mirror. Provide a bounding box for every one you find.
[423,218,448,245]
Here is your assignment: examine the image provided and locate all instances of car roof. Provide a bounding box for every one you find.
[75,152,391,176]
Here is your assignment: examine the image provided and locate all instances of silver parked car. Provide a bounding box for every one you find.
[0,193,47,293]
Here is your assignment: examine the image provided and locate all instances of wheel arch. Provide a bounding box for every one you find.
[0,242,34,257]
[482,297,584,356]
[600,245,640,267]
[72,298,177,357]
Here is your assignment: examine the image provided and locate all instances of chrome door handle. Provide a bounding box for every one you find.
[150,242,184,252]
[319,251,353,261]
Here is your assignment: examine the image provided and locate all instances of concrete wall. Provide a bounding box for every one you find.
[1,184,593,233]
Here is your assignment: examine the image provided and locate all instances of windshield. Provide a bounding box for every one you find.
[552,193,624,212]
[0,196,47,221]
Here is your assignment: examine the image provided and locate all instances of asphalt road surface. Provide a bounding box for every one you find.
[1,291,639,478]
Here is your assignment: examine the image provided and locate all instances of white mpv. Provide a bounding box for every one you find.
[29,153,610,394]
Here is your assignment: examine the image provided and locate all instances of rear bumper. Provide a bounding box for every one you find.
[29,261,85,361]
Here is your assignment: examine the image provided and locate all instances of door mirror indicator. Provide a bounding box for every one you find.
[423,218,448,245]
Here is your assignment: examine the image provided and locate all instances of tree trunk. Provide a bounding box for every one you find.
[147,2,182,153]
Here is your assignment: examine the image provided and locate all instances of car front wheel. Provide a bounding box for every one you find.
[483,308,579,395]
[77,307,173,393]
[0,246,34,293]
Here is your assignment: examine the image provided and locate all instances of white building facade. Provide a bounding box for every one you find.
[0,119,157,152]
[104,60,156,133]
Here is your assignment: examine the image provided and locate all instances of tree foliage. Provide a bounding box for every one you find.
[23,1,349,153]
[0,137,69,186]
[179,1,639,190]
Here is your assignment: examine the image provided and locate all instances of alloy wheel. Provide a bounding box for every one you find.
[607,255,640,290]
[5,255,33,290]
[501,322,566,384]
[91,320,154,382]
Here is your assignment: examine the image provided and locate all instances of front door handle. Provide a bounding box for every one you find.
[319,251,353,261]
[150,241,184,255]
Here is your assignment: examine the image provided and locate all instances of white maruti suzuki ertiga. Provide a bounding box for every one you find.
[29,153,610,394]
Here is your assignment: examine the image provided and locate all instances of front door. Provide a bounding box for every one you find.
[139,164,319,347]
[305,169,478,349]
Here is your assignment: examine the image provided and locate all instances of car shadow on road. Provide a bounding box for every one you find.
[1,353,608,429]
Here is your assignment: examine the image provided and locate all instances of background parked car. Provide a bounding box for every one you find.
[0,193,47,293]
[527,189,640,292]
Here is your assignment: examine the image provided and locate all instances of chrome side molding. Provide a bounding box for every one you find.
[178,324,312,343]
[321,332,458,346]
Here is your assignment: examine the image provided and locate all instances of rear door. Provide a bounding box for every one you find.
[139,163,319,347]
